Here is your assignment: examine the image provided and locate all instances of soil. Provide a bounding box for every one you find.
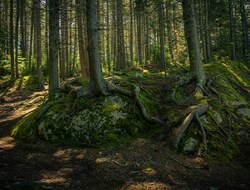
[0,85,250,190]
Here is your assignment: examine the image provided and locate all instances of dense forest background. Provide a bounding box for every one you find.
[0,0,249,83]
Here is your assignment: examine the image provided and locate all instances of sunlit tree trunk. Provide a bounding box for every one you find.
[240,0,249,62]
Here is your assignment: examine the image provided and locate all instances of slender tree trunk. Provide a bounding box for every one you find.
[48,0,59,96]
[136,7,142,65]
[35,0,43,88]
[76,0,88,78]
[229,0,236,60]
[166,0,174,61]
[182,0,205,84]
[106,0,111,73]
[240,0,249,62]
[116,0,126,70]
[86,0,107,96]
[204,0,211,62]
[129,0,134,66]
[10,0,15,79]
[45,0,49,67]
[28,1,34,72]
[158,0,167,74]
[20,0,26,58]
[15,0,19,78]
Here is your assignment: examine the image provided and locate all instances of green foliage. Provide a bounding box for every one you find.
[14,75,42,91]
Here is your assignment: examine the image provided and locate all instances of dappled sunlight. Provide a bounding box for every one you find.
[53,148,86,161]
[221,63,247,86]
[120,181,171,190]
[0,136,16,151]
[40,176,67,184]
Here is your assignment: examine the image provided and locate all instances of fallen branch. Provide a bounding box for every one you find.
[133,86,163,124]
[172,102,209,149]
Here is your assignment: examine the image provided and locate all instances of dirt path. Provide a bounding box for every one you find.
[0,87,250,190]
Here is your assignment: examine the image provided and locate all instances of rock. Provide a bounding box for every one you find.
[237,108,250,119]
[38,121,48,140]
[230,100,247,106]
[183,137,198,152]
[212,110,223,125]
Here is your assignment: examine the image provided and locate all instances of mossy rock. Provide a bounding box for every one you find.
[12,94,154,147]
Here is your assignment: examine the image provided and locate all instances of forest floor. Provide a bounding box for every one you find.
[0,78,250,190]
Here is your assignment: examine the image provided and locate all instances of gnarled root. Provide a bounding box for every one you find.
[133,86,163,124]
[172,102,209,149]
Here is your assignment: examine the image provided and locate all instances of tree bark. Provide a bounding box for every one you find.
[15,0,19,78]
[48,0,60,96]
[76,0,89,78]
[158,0,167,74]
[182,0,205,84]
[86,0,108,96]
[228,0,236,60]
[116,0,126,70]
[240,0,249,62]
[10,0,15,79]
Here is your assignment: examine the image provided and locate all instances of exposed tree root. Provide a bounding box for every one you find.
[196,113,207,151]
[133,86,163,124]
[172,102,209,149]
[61,78,163,125]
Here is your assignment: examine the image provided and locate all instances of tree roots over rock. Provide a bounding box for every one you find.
[172,101,209,149]
[61,77,163,125]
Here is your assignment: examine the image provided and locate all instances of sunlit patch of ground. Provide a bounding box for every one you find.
[120,181,172,190]
[0,137,16,151]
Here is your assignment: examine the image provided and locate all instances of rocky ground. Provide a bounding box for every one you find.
[0,78,250,189]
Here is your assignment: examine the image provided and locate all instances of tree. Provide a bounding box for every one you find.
[10,0,15,79]
[239,0,249,62]
[15,0,19,78]
[48,0,60,96]
[86,0,108,96]
[228,0,236,60]
[76,0,89,78]
[157,0,167,74]
[35,0,43,89]
[116,0,126,70]
[182,0,205,84]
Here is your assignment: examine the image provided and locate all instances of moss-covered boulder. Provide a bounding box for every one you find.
[12,94,154,147]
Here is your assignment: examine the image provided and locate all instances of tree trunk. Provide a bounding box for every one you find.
[166,0,174,61]
[240,0,249,62]
[204,0,211,62]
[28,1,34,72]
[228,0,236,60]
[15,0,19,78]
[35,0,43,88]
[182,0,205,84]
[76,0,89,78]
[116,0,126,70]
[86,0,107,96]
[20,0,26,58]
[158,0,167,74]
[106,0,111,73]
[129,0,134,66]
[10,0,15,79]
[48,0,60,96]
[136,5,142,65]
